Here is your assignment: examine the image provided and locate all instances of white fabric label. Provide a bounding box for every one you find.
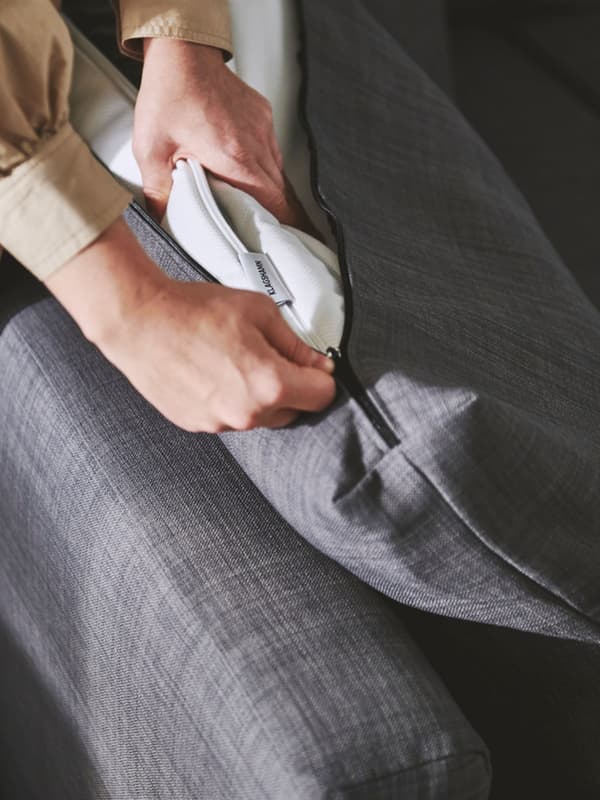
[238,252,294,306]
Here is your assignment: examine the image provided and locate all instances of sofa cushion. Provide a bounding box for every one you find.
[0,295,490,798]
[62,1,600,643]
[209,0,600,644]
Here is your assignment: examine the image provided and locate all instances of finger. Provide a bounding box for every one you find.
[268,129,284,171]
[212,157,287,222]
[251,161,290,221]
[138,161,173,222]
[261,309,335,372]
[257,407,299,429]
[254,126,284,187]
[273,361,337,413]
[217,157,314,232]
[281,173,324,239]
[256,166,319,235]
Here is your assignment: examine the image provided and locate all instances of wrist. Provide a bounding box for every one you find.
[45,219,169,349]
[142,37,225,70]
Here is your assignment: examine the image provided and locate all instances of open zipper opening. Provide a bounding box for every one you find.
[68,19,328,355]
[130,195,334,357]
[294,0,400,449]
[184,162,330,354]
[84,9,399,449]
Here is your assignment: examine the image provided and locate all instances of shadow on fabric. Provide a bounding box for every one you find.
[0,623,108,800]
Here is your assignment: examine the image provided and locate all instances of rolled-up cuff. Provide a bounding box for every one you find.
[118,0,233,61]
[0,123,132,281]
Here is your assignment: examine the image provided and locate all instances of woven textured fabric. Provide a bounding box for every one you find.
[192,0,599,644]
[121,0,600,643]
[0,295,490,798]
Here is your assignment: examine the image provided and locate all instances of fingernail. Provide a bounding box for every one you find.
[320,355,336,374]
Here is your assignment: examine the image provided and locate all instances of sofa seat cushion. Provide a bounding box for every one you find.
[0,288,490,798]
[213,0,600,644]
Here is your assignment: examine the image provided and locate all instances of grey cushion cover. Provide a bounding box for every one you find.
[209,0,600,644]
[1,2,494,796]
[0,287,490,797]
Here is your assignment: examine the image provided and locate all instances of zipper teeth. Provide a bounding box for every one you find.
[283,305,326,353]
[133,197,328,354]
[131,200,217,284]
[73,10,399,444]
[70,16,338,357]
[293,4,353,357]
[294,0,400,449]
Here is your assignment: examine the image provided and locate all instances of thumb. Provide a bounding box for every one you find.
[139,160,173,222]
[274,359,338,414]
[262,306,335,374]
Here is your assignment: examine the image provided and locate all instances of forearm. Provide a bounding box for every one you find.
[45,218,165,347]
[45,217,335,433]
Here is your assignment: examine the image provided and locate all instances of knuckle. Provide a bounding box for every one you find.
[170,414,197,433]
[132,136,154,164]
[266,189,287,212]
[245,292,277,320]
[256,368,286,407]
[143,185,168,203]
[229,407,260,431]
[227,143,254,168]
[210,422,230,434]
[261,98,273,120]
[201,419,226,434]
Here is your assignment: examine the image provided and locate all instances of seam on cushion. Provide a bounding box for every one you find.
[7,314,300,800]
[326,749,491,799]
[400,448,600,639]
[333,444,592,624]
[331,390,477,505]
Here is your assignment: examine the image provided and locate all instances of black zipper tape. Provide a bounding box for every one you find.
[130,199,216,284]
[332,353,400,449]
[129,19,399,449]
[294,0,400,449]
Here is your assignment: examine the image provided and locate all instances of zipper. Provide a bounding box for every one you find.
[294,0,400,449]
[82,8,399,448]
[185,161,329,354]
[69,18,327,348]
[131,192,329,356]
[130,198,217,284]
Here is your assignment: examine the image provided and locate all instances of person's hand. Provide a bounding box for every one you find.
[46,220,336,432]
[133,38,317,235]
[107,280,336,432]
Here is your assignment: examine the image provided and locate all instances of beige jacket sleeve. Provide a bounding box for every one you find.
[0,0,132,280]
[116,0,232,61]
[0,0,232,281]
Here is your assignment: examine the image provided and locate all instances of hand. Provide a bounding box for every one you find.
[133,38,317,235]
[46,220,336,432]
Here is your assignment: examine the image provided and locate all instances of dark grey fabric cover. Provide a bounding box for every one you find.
[207,0,600,644]
[0,286,490,797]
